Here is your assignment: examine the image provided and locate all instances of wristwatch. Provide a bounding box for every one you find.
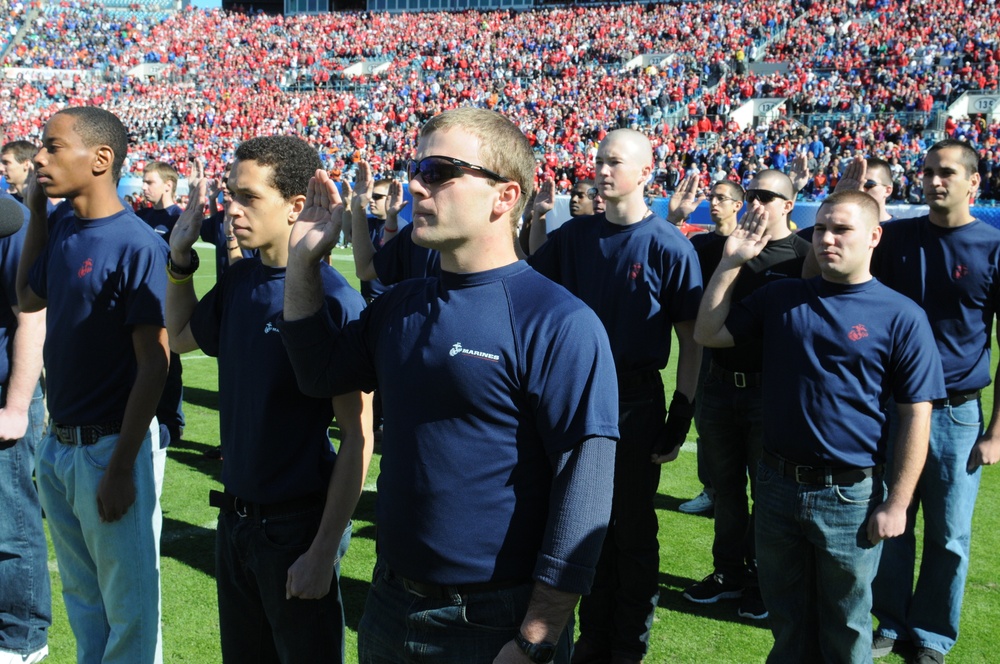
[168,249,200,276]
[513,631,557,664]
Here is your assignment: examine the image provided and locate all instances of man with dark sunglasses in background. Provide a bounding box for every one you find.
[280,107,618,664]
[529,129,703,664]
[679,169,810,621]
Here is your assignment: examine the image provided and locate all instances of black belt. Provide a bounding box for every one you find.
[709,362,762,389]
[52,421,122,446]
[209,489,323,519]
[617,370,661,392]
[932,389,981,409]
[762,450,882,487]
[384,566,528,600]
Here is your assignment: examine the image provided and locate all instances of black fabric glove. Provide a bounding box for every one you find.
[652,390,695,457]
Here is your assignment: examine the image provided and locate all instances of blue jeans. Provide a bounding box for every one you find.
[36,424,161,664]
[358,561,572,664]
[577,377,664,659]
[697,372,763,580]
[872,399,983,654]
[216,504,351,664]
[755,461,885,663]
[0,384,50,657]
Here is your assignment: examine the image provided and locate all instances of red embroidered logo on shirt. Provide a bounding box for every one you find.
[629,263,643,280]
[77,258,93,278]
[953,264,969,280]
[848,324,869,342]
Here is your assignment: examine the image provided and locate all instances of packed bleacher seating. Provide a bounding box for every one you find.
[0,0,997,201]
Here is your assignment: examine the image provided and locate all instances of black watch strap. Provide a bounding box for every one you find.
[168,249,200,276]
[513,631,557,664]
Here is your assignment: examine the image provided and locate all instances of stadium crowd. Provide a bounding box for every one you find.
[2,2,1000,663]
[0,1,996,200]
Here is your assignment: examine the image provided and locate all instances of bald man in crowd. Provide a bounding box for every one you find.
[530,129,702,664]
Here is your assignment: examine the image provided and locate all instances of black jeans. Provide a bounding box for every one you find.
[578,376,665,659]
[216,505,351,663]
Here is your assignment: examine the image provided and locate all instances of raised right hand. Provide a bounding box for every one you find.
[289,170,344,264]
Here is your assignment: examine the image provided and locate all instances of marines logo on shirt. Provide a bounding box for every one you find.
[77,258,93,278]
[449,342,500,362]
[847,324,869,342]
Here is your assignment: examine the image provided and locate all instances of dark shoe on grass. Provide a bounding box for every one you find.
[913,647,945,664]
[683,572,743,603]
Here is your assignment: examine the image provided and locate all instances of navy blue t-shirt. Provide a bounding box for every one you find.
[871,215,1000,392]
[726,277,945,467]
[0,193,31,386]
[29,207,167,424]
[372,223,441,285]
[189,258,365,504]
[529,213,703,374]
[137,204,182,242]
[280,261,619,587]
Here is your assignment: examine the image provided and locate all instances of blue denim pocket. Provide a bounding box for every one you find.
[460,583,532,632]
[947,403,982,428]
[82,435,120,470]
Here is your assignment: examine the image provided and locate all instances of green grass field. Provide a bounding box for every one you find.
[40,247,1000,662]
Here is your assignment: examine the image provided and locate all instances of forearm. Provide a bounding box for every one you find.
[984,363,1000,438]
[350,214,378,281]
[15,208,49,312]
[693,264,741,347]
[528,210,548,255]
[519,582,580,646]
[284,260,327,322]
[165,278,200,353]
[885,402,931,510]
[111,330,169,475]
[308,392,374,559]
[4,310,45,411]
[673,320,701,400]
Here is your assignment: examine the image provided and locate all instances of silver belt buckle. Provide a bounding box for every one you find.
[734,372,747,388]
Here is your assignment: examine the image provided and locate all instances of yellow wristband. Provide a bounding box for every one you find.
[166,266,194,285]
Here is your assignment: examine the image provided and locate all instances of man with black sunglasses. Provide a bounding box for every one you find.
[281,107,618,664]
[529,129,703,664]
[681,169,810,621]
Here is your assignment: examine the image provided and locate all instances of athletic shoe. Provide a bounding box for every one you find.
[683,572,743,603]
[737,586,768,620]
[871,634,896,658]
[0,645,49,663]
[914,647,945,664]
[203,446,223,460]
[678,490,714,514]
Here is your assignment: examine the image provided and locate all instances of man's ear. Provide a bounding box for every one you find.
[492,181,522,218]
[93,145,115,177]
[288,194,307,224]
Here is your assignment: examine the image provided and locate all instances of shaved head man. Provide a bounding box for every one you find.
[531,127,703,662]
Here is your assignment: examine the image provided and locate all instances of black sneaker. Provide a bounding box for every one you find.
[683,573,743,604]
[737,586,768,619]
[871,634,896,658]
[914,647,945,664]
